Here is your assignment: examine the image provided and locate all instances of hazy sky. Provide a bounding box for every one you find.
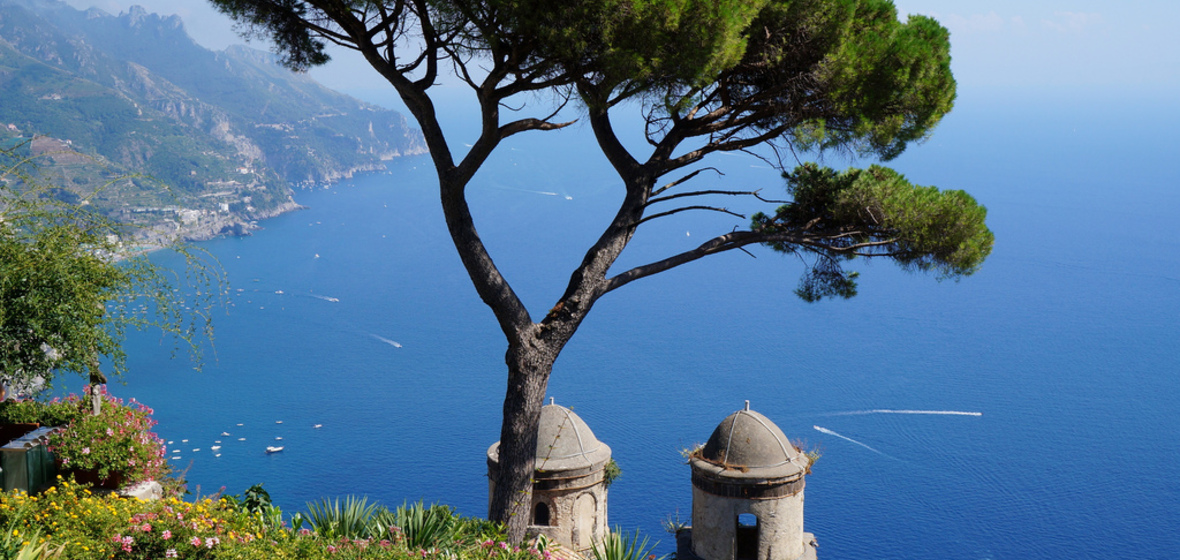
[62,0,1180,99]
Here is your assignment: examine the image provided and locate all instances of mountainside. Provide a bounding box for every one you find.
[0,0,425,243]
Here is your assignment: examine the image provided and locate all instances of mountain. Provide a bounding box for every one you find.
[0,0,425,243]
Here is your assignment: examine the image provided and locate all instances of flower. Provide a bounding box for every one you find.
[190,536,201,546]
[165,549,177,558]
[46,386,169,486]
[162,530,171,540]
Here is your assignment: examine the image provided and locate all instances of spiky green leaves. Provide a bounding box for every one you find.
[752,164,993,301]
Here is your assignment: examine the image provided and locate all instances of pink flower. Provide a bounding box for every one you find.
[327,545,338,554]
[299,528,312,536]
[205,537,219,548]
[162,530,172,540]
[190,537,201,546]
[165,549,177,558]
[140,523,152,532]
[82,447,90,455]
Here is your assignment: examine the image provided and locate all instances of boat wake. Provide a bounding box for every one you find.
[306,294,340,303]
[829,409,982,417]
[813,425,892,458]
[371,334,403,348]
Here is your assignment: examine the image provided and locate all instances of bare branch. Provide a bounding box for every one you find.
[652,167,722,196]
[647,189,762,206]
[637,205,746,225]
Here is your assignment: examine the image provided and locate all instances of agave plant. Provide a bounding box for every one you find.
[304,495,383,540]
[591,528,666,560]
[394,501,456,550]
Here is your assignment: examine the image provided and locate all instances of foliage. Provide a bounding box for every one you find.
[0,479,563,560]
[0,398,86,428]
[0,479,274,560]
[790,439,822,475]
[392,501,458,550]
[225,483,286,531]
[751,164,993,301]
[590,528,666,560]
[602,459,621,488]
[45,386,169,487]
[0,145,221,389]
[660,512,688,535]
[303,495,385,541]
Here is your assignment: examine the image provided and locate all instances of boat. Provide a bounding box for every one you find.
[313,424,322,429]
[265,446,284,453]
[210,446,221,451]
[221,432,231,436]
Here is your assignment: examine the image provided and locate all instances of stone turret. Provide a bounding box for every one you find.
[681,402,817,560]
[488,399,611,553]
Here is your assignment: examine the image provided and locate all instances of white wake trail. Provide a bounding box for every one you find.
[813,425,891,457]
[370,334,403,348]
[832,409,982,417]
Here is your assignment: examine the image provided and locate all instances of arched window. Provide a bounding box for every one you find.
[735,514,758,560]
[534,502,551,526]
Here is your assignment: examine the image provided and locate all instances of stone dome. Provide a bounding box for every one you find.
[487,399,611,474]
[690,402,807,480]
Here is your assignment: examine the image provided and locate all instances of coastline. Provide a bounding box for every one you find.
[116,159,422,257]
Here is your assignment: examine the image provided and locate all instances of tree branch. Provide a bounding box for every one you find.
[637,205,746,225]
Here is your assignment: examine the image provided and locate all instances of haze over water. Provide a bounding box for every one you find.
[114,88,1180,560]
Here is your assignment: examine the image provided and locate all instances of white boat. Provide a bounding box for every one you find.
[210,446,221,451]
[313,424,322,429]
[265,446,284,453]
[221,432,231,436]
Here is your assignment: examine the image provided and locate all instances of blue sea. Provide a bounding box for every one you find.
[107,88,1179,560]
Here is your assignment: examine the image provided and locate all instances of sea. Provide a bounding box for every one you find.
[100,87,1179,560]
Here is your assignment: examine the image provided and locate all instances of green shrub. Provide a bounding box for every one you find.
[0,397,86,427]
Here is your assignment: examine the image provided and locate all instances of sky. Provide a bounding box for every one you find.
[61,0,1180,103]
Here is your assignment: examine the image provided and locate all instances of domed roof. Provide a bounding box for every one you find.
[690,402,807,480]
[487,399,611,473]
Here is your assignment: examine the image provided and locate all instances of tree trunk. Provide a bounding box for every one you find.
[489,339,556,543]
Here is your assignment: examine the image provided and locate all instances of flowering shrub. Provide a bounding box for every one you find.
[0,479,589,560]
[46,386,168,487]
[0,477,275,560]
